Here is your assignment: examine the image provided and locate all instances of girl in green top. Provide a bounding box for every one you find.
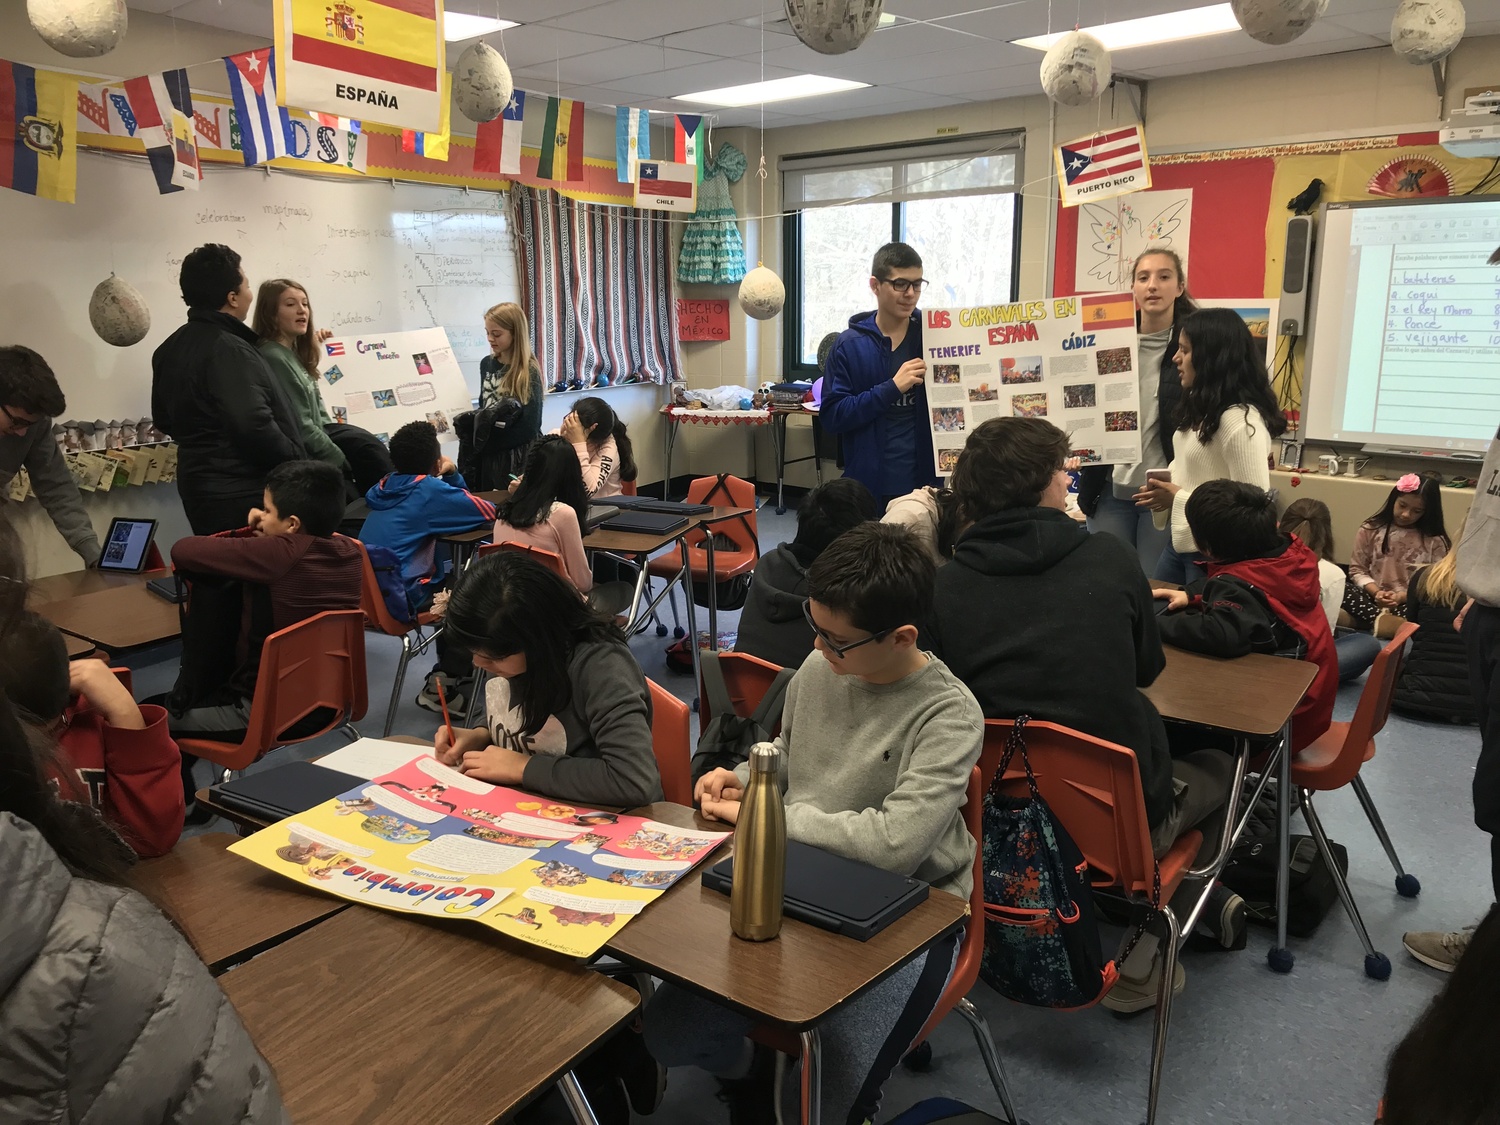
[251,279,347,471]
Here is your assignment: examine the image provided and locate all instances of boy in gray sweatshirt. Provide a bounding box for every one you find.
[643,523,982,1125]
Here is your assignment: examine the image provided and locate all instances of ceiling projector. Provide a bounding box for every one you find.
[1441,91,1500,157]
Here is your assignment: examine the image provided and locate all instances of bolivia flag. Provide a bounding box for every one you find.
[1080,292,1136,331]
[537,95,584,182]
[0,62,78,203]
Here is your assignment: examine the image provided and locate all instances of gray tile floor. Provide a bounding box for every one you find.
[142,502,1488,1125]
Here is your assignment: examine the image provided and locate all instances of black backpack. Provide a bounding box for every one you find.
[690,652,794,784]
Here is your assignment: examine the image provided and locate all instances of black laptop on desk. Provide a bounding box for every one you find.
[208,761,364,822]
[702,840,929,941]
[585,503,621,530]
[608,496,713,516]
[599,511,690,535]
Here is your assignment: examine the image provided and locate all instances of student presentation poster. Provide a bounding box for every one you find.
[320,327,472,443]
[229,756,730,957]
[923,294,1144,476]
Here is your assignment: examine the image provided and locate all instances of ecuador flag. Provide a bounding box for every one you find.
[1079,292,1136,331]
[537,96,584,182]
[0,62,78,204]
[401,70,451,160]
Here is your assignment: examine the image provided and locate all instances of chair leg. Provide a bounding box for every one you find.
[382,636,416,737]
[556,1070,601,1125]
[339,723,360,742]
[1301,789,1392,980]
[1146,906,1182,1125]
[464,670,488,727]
[952,996,1021,1124]
[1351,775,1421,897]
[798,1027,821,1125]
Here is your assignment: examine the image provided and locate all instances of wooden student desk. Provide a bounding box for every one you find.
[29,567,180,652]
[605,802,967,1125]
[220,906,639,1124]
[131,833,346,974]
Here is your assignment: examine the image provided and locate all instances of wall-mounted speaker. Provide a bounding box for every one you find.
[1280,215,1314,337]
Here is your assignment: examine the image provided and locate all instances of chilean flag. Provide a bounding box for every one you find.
[474,89,525,176]
[639,161,693,198]
[223,48,292,166]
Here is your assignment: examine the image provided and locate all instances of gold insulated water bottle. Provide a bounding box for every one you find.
[730,742,786,941]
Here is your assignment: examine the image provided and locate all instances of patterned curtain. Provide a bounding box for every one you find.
[510,185,683,389]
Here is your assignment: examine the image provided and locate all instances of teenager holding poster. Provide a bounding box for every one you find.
[822,243,938,506]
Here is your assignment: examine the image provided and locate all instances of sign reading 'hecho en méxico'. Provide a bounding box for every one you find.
[676,299,730,342]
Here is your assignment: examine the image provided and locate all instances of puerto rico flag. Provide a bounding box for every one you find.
[122,70,199,193]
[1055,124,1150,207]
[224,48,293,166]
[326,341,346,356]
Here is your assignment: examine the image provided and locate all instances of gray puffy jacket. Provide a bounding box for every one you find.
[0,814,289,1124]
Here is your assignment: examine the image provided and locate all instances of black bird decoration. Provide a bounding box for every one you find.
[1287,177,1324,215]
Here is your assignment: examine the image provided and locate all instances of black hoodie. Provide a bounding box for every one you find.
[923,507,1174,829]
[733,542,815,670]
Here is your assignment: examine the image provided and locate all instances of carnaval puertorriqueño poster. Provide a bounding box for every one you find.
[229,755,730,957]
[320,326,471,444]
[922,293,1145,476]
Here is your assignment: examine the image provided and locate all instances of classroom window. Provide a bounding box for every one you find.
[782,134,1022,372]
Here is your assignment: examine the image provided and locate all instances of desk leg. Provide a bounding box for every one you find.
[682,538,703,711]
[811,414,824,486]
[1270,720,1294,973]
[557,1070,601,1125]
[799,1027,822,1125]
[663,415,678,500]
[704,525,719,645]
[773,413,788,514]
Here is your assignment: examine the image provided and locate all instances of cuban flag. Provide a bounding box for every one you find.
[474,89,525,176]
[122,70,199,193]
[223,48,293,166]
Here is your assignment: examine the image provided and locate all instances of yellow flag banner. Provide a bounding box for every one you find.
[274,0,444,133]
[2,61,78,203]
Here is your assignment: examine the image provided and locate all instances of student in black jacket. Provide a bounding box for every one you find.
[924,418,1240,1011]
[1393,549,1476,725]
[152,244,306,534]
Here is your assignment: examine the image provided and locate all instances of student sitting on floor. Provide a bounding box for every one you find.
[165,460,363,813]
[0,615,183,857]
[923,416,1240,1013]
[1155,479,1338,753]
[361,420,498,713]
[433,550,661,808]
[1392,537,1477,726]
[734,477,878,669]
[647,523,981,1125]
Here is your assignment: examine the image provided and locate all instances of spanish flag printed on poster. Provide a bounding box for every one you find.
[1079,293,1136,331]
[0,62,78,204]
[274,0,444,134]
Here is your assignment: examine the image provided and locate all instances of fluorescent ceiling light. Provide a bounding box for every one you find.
[878,12,897,25]
[674,75,869,107]
[444,13,518,42]
[1012,4,1242,50]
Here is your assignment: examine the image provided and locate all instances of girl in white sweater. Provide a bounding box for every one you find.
[1134,307,1287,583]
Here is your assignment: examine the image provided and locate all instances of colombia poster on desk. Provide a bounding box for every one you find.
[229,755,729,956]
[319,327,471,441]
[923,293,1144,476]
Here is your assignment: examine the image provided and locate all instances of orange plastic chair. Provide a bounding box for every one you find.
[696,650,786,733]
[348,537,442,736]
[176,609,368,775]
[644,474,760,633]
[1290,620,1420,977]
[749,767,1019,1125]
[477,539,570,581]
[645,677,692,805]
[983,718,1216,1125]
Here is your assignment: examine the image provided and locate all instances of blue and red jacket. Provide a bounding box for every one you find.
[360,470,495,608]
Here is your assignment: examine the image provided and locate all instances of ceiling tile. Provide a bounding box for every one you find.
[610,59,806,98]
[662,23,794,58]
[893,64,1044,97]
[542,0,769,40]
[166,0,272,37]
[485,24,626,68]
[512,43,720,84]
[476,0,614,21]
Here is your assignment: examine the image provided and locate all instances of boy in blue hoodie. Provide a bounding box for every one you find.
[821,242,938,505]
[361,420,496,711]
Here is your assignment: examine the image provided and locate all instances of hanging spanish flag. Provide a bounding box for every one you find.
[537,95,584,182]
[273,0,445,134]
[401,70,450,160]
[0,61,78,203]
[674,114,704,182]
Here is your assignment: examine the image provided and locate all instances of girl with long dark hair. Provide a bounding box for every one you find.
[561,396,637,498]
[1134,306,1287,584]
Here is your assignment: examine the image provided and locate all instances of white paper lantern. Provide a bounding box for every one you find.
[1391,0,1466,64]
[26,0,127,58]
[89,274,150,347]
[453,40,514,123]
[739,267,786,321]
[1040,32,1112,106]
[1231,0,1328,45]
[784,0,884,55]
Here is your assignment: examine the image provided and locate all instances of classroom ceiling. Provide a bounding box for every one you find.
[128,0,1500,127]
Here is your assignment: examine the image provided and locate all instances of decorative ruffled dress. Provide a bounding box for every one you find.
[677,142,748,285]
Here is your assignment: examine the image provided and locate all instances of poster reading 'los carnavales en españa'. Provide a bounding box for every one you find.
[922,294,1144,477]
[230,755,729,957]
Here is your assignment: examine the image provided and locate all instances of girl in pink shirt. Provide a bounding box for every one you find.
[1346,472,1450,628]
[560,397,637,499]
[492,437,595,593]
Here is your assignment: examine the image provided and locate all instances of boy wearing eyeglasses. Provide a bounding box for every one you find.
[822,242,939,506]
[647,522,981,1125]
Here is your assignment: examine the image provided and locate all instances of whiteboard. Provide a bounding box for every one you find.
[0,150,517,424]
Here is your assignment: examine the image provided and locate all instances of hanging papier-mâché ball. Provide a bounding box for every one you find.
[1391,0,1466,64]
[27,0,127,58]
[453,40,514,123]
[739,267,786,321]
[89,274,150,347]
[784,0,884,55]
[1231,0,1329,45]
[1040,32,1112,106]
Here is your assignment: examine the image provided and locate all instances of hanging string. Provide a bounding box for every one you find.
[755,0,767,268]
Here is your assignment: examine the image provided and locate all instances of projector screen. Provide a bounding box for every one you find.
[1304,196,1500,455]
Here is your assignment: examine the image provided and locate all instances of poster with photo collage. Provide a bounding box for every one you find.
[923,293,1144,476]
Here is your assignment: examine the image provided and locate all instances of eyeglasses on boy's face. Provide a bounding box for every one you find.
[801,598,893,659]
[878,277,928,295]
